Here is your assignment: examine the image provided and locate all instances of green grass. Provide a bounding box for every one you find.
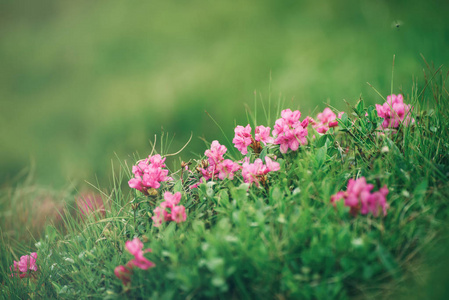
[1,66,448,299]
[1,0,449,186]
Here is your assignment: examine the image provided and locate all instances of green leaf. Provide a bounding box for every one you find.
[218,189,229,206]
[259,147,267,161]
[355,99,365,115]
[315,146,327,168]
[340,113,348,127]
[173,180,183,192]
[316,134,328,148]
[367,106,377,122]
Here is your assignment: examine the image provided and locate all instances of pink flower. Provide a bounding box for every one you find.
[312,107,342,134]
[242,159,264,186]
[152,192,187,226]
[217,159,241,180]
[114,263,133,285]
[129,254,155,270]
[128,177,144,191]
[128,154,170,193]
[315,125,329,134]
[331,177,389,217]
[317,107,336,124]
[264,157,280,172]
[171,205,187,223]
[205,140,227,166]
[125,237,155,270]
[10,252,38,278]
[189,183,200,189]
[330,191,345,204]
[149,154,167,167]
[241,157,280,186]
[201,165,218,181]
[364,186,389,217]
[115,238,155,285]
[233,125,253,155]
[200,140,228,181]
[300,117,313,128]
[125,237,145,256]
[201,140,244,182]
[132,161,149,177]
[281,109,301,127]
[161,191,182,209]
[255,126,274,144]
[272,109,309,153]
[376,94,414,129]
[328,122,338,128]
[274,123,308,153]
[152,206,165,227]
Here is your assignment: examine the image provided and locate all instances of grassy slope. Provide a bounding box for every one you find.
[1,67,448,299]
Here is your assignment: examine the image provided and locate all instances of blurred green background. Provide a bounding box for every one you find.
[0,0,448,187]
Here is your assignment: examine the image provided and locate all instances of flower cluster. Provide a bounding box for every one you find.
[233,125,252,155]
[376,94,414,129]
[115,237,155,285]
[201,140,241,181]
[310,108,344,134]
[331,177,389,217]
[242,157,280,187]
[152,191,187,227]
[272,109,309,153]
[10,252,38,279]
[128,154,170,194]
[233,125,273,155]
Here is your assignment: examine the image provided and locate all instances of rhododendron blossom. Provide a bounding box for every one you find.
[242,157,280,186]
[171,205,187,223]
[311,108,343,134]
[125,237,146,256]
[217,159,241,180]
[151,206,166,227]
[232,125,275,155]
[376,94,414,128]
[331,177,389,217]
[115,238,155,285]
[114,263,133,285]
[233,125,253,155]
[161,191,181,208]
[152,192,187,227]
[10,252,38,278]
[125,237,155,270]
[205,140,227,166]
[255,125,274,145]
[128,154,170,194]
[200,140,241,182]
[280,108,301,126]
[272,109,308,153]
